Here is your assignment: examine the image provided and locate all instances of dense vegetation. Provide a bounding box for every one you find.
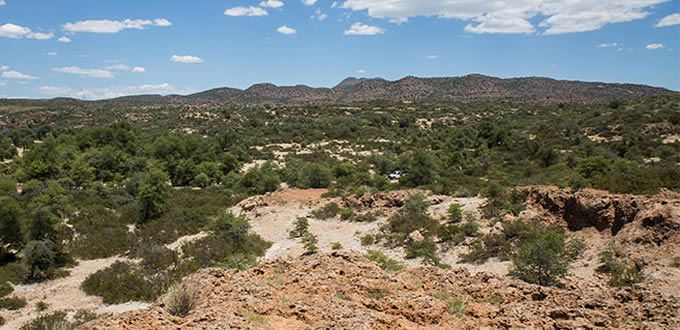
[0,95,678,311]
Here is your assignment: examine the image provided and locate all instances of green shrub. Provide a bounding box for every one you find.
[164,284,194,317]
[312,203,340,219]
[365,287,389,300]
[0,262,30,284]
[405,239,442,267]
[365,250,404,272]
[439,218,479,245]
[433,292,468,316]
[0,295,27,310]
[350,213,378,223]
[302,232,319,255]
[447,203,464,223]
[35,301,49,312]
[331,242,343,250]
[0,281,13,298]
[339,208,354,220]
[384,194,439,244]
[360,234,376,246]
[596,248,644,287]
[289,217,310,239]
[19,311,70,330]
[510,230,570,286]
[22,240,56,282]
[81,261,160,304]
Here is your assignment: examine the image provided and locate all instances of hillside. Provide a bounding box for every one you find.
[2,75,675,105]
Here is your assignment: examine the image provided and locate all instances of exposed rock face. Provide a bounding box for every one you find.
[523,186,680,266]
[81,251,679,329]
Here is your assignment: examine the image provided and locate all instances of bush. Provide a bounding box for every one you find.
[299,163,333,189]
[331,242,343,250]
[0,281,13,298]
[596,248,644,287]
[405,239,444,267]
[385,194,439,244]
[447,203,464,223]
[81,261,159,304]
[302,232,319,255]
[0,295,27,310]
[439,218,479,245]
[0,262,30,284]
[19,311,72,330]
[164,284,194,317]
[312,203,340,219]
[339,208,354,220]
[360,234,376,246]
[365,250,404,272]
[510,230,569,286]
[22,240,56,282]
[289,217,310,239]
[433,292,468,316]
[138,169,170,223]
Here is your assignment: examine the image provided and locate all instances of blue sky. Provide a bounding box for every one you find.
[1,0,679,99]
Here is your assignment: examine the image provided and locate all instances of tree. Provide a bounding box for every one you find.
[68,155,95,187]
[302,232,318,255]
[511,230,569,286]
[406,149,437,187]
[0,197,24,252]
[193,173,211,188]
[22,240,56,280]
[26,207,60,242]
[299,163,332,189]
[447,203,464,223]
[138,169,170,223]
[289,217,310,239]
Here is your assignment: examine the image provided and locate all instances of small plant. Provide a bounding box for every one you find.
[35,300,49,312]
[19,311,70,330]
[510,230,569,286]
[365,250,405,272]
[596,247,644,287]
[247,314,268,326]
[486,293,504,305]
[302,232,319,255]
[331,242,343,250]
[405,239,444,267]
[447,203,464,223]
[366,287,389,300]
[164,283,194,317]
[671,257,680,268]
[312,203,340,219]
[339,208,354,220]
[0,296,27,310]
[0,281,13,298]
[433,292,468,316]
[289,217,310,239]
[360,234,377,246]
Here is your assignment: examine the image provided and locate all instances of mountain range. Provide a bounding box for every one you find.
[9,74,680,104]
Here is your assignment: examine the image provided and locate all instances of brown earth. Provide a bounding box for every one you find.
[79,186,680,329]
[81,251,679,330]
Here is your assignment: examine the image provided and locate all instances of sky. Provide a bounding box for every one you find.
[0,0,679,99]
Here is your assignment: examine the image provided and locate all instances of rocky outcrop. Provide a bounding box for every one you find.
[81,251,679,329]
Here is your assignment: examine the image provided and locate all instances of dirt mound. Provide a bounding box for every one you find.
[81,251,679,329]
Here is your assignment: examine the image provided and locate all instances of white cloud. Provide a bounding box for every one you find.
[47,52,58,56]
[260,0,284,8]
[106,64,131,71]
[303,0,317,5]
[339,0,668,35]
[598,42,619,48]
[58,36,71,43]
[357,69,367,73]
[0,66,9,71]
[277,25,297,35]
[53,66,114,78]
[154,18,172,27]
[0,23,53,39]
[312,9,328,21]
[2,70,38,80]
[344,22,384,35]
[646,43,664,50]
[62,18,172,33]
[0,1,5,6]
[39,83,181,100]
[131,66,145,73]
[657,13,680,27]
[225,6,269,16]
[426,54,439,60]
[171,55,203,64]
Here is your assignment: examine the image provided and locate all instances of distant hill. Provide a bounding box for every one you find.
[185,74,677,104]
[3,74,677,105]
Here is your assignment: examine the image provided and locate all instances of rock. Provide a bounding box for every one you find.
[408,230,425,242]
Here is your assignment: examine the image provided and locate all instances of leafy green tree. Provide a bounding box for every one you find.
[406,149,437,186]
[68,155,95,186]
[172,159,196,187]
[22,240,56,280]
[193,173,210,188]
[289,217,310,239]
[26,207,60,242]
[511,230,570,286]
[447,203,464,223]
[138,169,170,223]
[0,197,24,252]
[299,163,333,188]
[302,232,319,255]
